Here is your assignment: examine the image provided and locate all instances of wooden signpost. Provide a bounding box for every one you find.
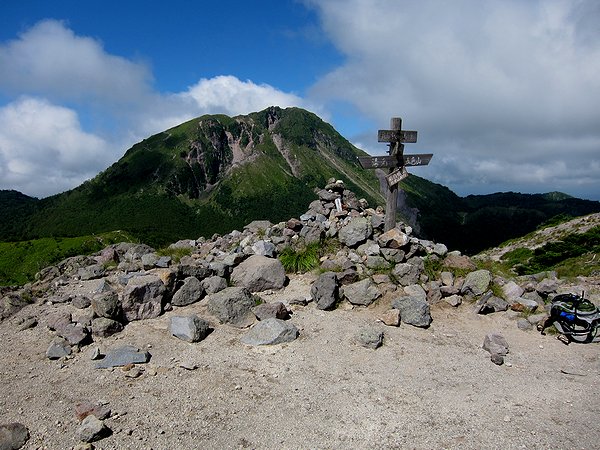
[358,117,433,231]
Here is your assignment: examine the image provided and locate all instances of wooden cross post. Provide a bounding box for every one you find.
[357,116,433,232]
[385,118,403,232]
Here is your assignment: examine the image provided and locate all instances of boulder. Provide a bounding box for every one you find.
[207,287,256,328]
[483,333,509,365]
[461,270,492,296]
[230,255,286,292]
[342,278,381,306]
[443,253,476,271]
[338,217,372,247]
[444,294,462,307]
[170,315,211,343]
[57,323,89,346]
[76,415,110,443]
[240,318,299,346]
[310,272,338,310]
[91,318,123,338]
[391,262,422,286]
[201,276,228,295]
[252,302,289,320]
[0,423,29,450]
[46,337,71,360]
[171,277,204,307]
[502,281,524,300]
[379,309,401,326]
[252,240,276,257]
[121,275,165,321]
[377,228,409,249]
[91,291,121,320]
[392,296,432,328]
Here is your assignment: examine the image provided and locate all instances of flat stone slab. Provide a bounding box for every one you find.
[94,345,150,369]
[240,318,299,346]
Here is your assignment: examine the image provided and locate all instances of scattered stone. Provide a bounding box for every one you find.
[342,278,381,306]
[252,302,289,320]
[207,287,256,328]
[517,319,533,331]
[461,270,492,296]
[76,415,110,443]
[511,297,538,313]
[444,294,462,307]
[74,402,111,421]
[230,255,286,292]
[392,296,432,328]
[91,318,123,338]
[91,292,121,320]
[0,423,29,450]
[240,318,299,346]
[57,323,89,346]
[16,316,37,331]
[201,276,228,295]
[89,347,102,360]
[169,315,211,343]
[379,309,401,327]
[483,333,509,357]
[95,345,150,369]
[490,353,505,365]
[121,275,166,321]
[72,295,92,309]
[46,336,72,360]
[356,327,384,349]
[171,277,204,307]
[310,272,338,310]
[440,271,454,287]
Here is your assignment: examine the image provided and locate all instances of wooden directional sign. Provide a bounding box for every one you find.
[403,153,433,167]
[378,129,418,144]
[386,166,409,187]
[359,153,433,169]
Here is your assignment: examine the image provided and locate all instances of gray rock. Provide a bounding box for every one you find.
[71,295,92,309]
[244,220,273,233]
[444,294,462,307]
[336,269,359,286]
[483,333,509,356]
[377,228,409,248]
[201,276,228,295]
[170,315,210,343]
[432,243,448,257]
[310,272,338,310]
[512,297,539,312]
[490,353,505,365]
[252,302,289,320]
[141,253,159,269]
[252,240,276,257]
[207,287,256,328]
[172,277,204,307]
[95,345,150,369]
[316,189,339,202]
[502,281,524,300]
[391,262,422,286]
[230,255,286,292]
[379,309,401,326]
[440,285,460,296]
[392,296,432,328]
[365,255,389,270]
[76,415,109,443]
[380,248,405,263]
[78,264,106,281]
[356,328,384,349]
[91,318,123,338]
[240,318,299,345]
[46,337,72,360]
[299,224,323,244]
[536,278,559,295]
[0,422,29,449]
[91,291,121,320]
[522,290,545,306]
[403,284,427,301]
[342,278,381,306]
[526,312,548,325]
[440,271,454,287]
[57,323,89,346]
[121,274,165,321]
[517,319,533,331]
[74,401,111,421]
[461,270,492,296]
[426,282,443,304]
[178,262,211,280]
[338,217,372,247]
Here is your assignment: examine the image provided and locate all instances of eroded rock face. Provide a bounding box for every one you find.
[230,255,285,292]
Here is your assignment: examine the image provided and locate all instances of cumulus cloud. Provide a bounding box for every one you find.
[306,0,600,199]
[0,97,114,198]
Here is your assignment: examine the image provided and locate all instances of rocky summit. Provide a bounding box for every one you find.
[0,179,598,449]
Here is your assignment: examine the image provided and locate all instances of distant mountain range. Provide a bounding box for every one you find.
[1,106,599,254]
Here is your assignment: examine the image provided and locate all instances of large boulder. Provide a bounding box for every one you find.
[91,291,121,320]
[310,272,338,310]
[240,318,299,345]
[207,287,256,328]
[121,274,166,321]
[170,315,211,343]
[171,277,204,307]
[377,228,409,249]
[392,295,432,328]
[342,278,381,306]
[338,217,372,247]
[461,270,492,296]
[391,262,422,286]
[230,255,286,292]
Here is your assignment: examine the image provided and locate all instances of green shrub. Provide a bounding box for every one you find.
[156,246,193,263]
[279,242,320,273]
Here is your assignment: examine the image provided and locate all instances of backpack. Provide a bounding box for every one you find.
[550,293,600,343]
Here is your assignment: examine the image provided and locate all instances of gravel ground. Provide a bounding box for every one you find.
[1,273,599,449]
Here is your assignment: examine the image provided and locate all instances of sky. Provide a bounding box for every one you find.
[0,0,599,201]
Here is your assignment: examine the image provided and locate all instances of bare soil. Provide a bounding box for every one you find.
[1,273,599,449]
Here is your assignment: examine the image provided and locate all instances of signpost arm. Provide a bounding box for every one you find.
[384,118,402,232]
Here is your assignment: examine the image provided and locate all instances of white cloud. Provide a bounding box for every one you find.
[0,97,114,198]
[306,0,600,200]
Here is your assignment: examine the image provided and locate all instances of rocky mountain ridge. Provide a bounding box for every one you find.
[0,179,598,448]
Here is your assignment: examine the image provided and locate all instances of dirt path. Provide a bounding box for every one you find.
[1,274,599,449]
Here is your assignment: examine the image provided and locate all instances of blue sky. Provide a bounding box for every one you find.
[1,0,599,201]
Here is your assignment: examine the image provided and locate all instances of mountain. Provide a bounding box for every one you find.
[1,106,599,254]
